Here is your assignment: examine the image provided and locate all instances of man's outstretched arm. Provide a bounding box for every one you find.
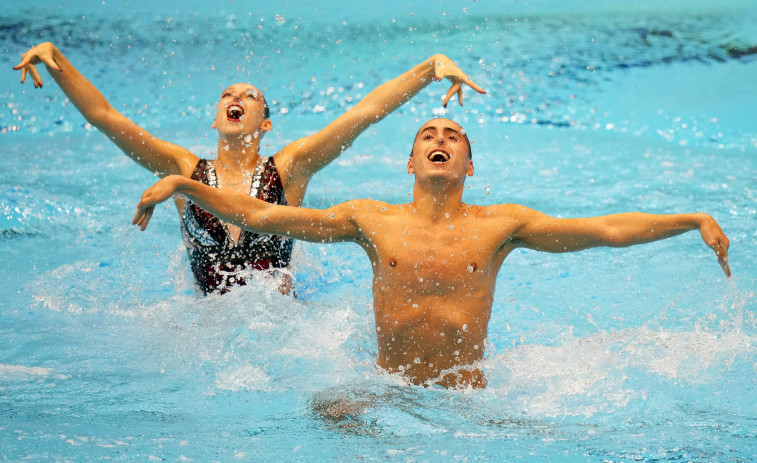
[506,206,730,276]
[14,42,198,177]
[133,175,365,243]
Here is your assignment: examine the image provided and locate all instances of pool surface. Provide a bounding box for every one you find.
[1,0,756,461]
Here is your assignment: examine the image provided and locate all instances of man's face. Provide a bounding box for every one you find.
[212,83,270,137]
[408,118,473,180]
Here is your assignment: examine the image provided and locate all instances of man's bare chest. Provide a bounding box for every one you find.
[368,217,503,294]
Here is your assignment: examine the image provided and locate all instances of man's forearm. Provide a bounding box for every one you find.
[600,212,705,247]
[598,211,729,276]
[169,176,359,244]
[175,177,271,231]
[520,210,708,253]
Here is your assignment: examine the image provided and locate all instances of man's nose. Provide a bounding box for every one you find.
[436,137,444,145]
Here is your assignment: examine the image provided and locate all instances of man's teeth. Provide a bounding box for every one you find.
[429,151,450,162]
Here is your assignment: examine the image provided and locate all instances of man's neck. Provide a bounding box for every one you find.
[410,181,467,221]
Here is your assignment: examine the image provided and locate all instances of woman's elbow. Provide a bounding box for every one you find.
[85,106,118,128]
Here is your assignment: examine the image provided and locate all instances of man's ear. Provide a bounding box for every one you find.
[407,157,416,174]
[466,159,474,176]
[211,119,217,129]
[260,119,273,133]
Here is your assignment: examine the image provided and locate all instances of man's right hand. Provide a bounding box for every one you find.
[13,42,61,88]
[133,176,184,231]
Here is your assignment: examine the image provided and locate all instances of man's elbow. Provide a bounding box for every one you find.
[600,227,638,247]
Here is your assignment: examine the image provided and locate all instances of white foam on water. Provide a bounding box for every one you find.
[486,316,755,418]
[214,364,272,392]
[0,364,68,380]
[278,308,355,359]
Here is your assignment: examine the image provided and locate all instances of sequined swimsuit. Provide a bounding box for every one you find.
[180,158,294,294]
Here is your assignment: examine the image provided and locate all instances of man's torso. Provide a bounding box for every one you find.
[353,201,522,387]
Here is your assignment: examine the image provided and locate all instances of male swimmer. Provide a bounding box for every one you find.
[15,43,485,294]
[134,118,731,388]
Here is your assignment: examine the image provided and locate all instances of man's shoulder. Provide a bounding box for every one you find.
[342,199,401,210]
[330,199,400,216]
[471,202,534,218]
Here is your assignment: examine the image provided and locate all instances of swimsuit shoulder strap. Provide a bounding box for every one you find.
[248,156,270,198]
[190,158,218,188]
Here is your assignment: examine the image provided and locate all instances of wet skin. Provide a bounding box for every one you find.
[134,118,731,388]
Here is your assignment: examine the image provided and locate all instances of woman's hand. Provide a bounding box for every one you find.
[430,54,487,107]
[13,42,61,88]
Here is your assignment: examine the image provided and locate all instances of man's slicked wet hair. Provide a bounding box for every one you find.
[409,119,472,159]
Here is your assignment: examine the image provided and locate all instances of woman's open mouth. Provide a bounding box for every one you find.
[226,104,244,121]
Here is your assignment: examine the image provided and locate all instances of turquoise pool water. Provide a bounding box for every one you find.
[1,1,756,461]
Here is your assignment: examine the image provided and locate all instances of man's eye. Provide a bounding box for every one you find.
[448,136,459,141]
[423,134,434,140]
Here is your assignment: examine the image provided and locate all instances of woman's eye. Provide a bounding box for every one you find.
[423,134,434,140]
[448,136,459,141]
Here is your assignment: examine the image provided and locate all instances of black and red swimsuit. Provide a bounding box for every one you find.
[180,157,294,294]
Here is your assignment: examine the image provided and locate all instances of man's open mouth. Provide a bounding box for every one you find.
[227,104,244,121]
[428,150,450,163]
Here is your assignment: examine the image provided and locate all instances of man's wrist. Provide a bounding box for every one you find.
[692,212,709,230]
[171,175,188,195]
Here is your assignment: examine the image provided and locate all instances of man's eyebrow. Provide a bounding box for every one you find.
[419,125,460,133]
[417,125,463,139]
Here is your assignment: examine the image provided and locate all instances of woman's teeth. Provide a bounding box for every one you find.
[227,105,244,119]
